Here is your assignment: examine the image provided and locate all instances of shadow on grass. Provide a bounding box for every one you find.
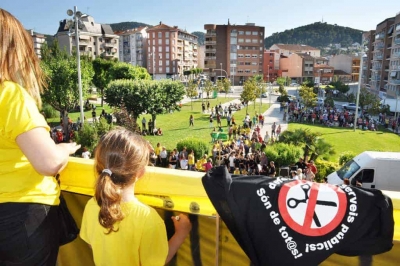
[289,122,390,136]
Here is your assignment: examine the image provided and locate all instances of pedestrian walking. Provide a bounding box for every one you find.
[189,115,194,127]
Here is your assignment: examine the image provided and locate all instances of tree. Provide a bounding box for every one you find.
[92,58,116,106]
[217,78,231,97]
[109,62,151,80]
[329,80,350,95]
[241,79,257,113]
[276,77,286,86]
[298,85,317,108]
[254,75,266,105]
[203,79,214,99]
[186,79,198,110]
[358,87,381,112]
[40,41,94,112]
[263,143,303,170]
[279,128,322,159]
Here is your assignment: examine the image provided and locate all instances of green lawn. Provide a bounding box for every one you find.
[143,97,271,151]
[288,123,400,163]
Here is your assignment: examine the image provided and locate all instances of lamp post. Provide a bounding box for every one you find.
[67,6,84,125]
[353,49,365,131]
[220,63,223,80]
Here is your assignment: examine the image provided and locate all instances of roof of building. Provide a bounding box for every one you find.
[147,22,177,31]
[296,53,315,60]
[334,70,351,75]
[273,44,319,51]
[314,57,328,61]
[101,24,114,35]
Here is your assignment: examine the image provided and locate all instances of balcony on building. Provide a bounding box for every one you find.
[205,30,216,36]
[205,40,216,45]
[395,36,400,45]
[375,33,385,40]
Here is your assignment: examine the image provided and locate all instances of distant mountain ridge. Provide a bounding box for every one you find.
[109,21,152,32]
[264,22,363,50]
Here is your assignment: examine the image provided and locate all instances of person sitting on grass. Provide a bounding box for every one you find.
[156,128,163,136]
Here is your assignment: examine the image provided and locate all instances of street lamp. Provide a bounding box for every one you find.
[220,63,223,80]
[67,6,84,125]
[353,48,365,131]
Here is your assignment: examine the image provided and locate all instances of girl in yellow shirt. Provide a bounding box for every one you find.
[81,129,191,265]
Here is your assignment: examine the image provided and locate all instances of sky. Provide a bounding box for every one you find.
[2,0,400,37]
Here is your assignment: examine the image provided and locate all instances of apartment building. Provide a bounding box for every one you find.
[204,22,265,84]
[280,53,314,83]
[361,30,375,88]
[146,22,198,80]
[116,27,148,67]
[314,64,334,84]
[27,30,46,59]
[328,54,361,82]
[56,15,119,59]
[388,13,400,97]
[263,49,280,82]
[269,44,321,57]
[370,17,395,97]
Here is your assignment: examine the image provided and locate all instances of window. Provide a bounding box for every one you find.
[158,39,162,45]
[158,32,162,38]
[166,60,170,66]
[245,62,251,65]
[166,67,170,73]
[148,40,150,45]
[252,54,258,58]
[252,31,258,35]
[238,69,244,73]
[245,69,251,73]
[159,67,162,73]
[245,54,251,58]
[166,32,170,38]
[172,40,175,45]
[159,53,163,59]
[166,46,170,52]
[166,53,170,59]
[238,38,244,43]
[148,47,150,53]
[158,46,162,52]
[252,39,258,43]
[166,39,169,45]
[159,60,163,66]
[245,39,251,43]
[239,62,244,65]
[260,40,263,43]
[238,54,244,58]
[173,67,175,72]
[152,32,155,38]
[251,62,257,66]
[245,31,251,35]
[252,70,257,73]
[238,31,244,35]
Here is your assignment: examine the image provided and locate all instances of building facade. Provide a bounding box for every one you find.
[263,49,280,82]
[56,15,119,60]
[361,30,375,88]
[388,13,400,98]
[28,30,46,59]
[204,22,265,84]
[269,44,321,57]
[117,27,148,67]
[146,22,198,80]
[370,18,395,97]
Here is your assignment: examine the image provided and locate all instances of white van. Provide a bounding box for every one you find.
[327,151,400,191]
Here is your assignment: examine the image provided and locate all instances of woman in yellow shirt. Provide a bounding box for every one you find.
[0,9,80,265]
[188,149,195,170]
[81,129,192,265]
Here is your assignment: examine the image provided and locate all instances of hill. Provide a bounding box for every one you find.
[264,22,363,50]
[110,21,152,32]
[191,31,204,45]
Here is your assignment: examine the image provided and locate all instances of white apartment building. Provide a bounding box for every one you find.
[28,30,46,59]
[117,27,148,67]
[56,15,119,60]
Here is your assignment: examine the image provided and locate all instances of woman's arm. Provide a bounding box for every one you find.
[16,127,81,176]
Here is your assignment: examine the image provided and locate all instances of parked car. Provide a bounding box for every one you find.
[342,103,361,111]
[261,92,268,98]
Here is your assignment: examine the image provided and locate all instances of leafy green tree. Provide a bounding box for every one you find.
[299,85,317,108]
[92,58,116,106]
[203,79,214,99]
[109,62,151,80]
[186,79,198,110]
[329,80,350,94]
[218,78,231,97]
[40,41,94,112]
[309,138,334,161]
[241,79,257,113]
[263,143,303,170]
[279,128,321,158]
[276,77,286,86]
[359,87,381,112]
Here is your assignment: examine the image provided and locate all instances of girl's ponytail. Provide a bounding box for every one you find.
[95,171,124,234]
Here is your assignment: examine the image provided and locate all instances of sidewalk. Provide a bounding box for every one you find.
[257,102,288,140]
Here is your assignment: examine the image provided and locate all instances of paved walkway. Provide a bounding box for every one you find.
[257,102,288,140]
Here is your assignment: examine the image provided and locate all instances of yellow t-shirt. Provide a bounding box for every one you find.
[0,81,57,205]
[81,198,168,266]
[188,154,195,165]
[155,146,162,156]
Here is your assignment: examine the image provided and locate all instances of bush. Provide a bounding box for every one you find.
[176,137,209,161]
[315,159,339,183]
[338,151,356,166]
[263,143,303,170]
[41,104,58,119]
[74,123,99,153]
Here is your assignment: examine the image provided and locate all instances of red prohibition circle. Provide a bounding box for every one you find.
[278,180,347,237]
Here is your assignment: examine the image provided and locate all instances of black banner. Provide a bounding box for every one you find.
[202,166,394,266]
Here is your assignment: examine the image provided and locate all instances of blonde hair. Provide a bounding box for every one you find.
[94,128,151,234]
[0,9,46,108]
